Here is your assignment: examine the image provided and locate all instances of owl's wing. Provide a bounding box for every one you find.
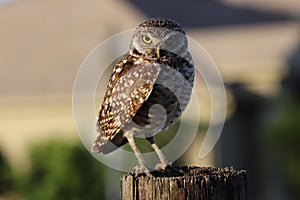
[92,55,160,154]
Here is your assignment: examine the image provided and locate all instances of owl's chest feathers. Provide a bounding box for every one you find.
[128,54,193,132]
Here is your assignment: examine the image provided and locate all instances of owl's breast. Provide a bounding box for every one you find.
[126,62,193,136]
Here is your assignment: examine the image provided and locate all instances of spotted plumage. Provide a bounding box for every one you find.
[92,17,194,174]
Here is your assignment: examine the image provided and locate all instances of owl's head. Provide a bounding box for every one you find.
[130,17,188,59]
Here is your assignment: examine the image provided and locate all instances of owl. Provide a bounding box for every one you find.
[92,17,194,174]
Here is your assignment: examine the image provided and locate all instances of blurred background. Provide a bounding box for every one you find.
[0,0,299,199]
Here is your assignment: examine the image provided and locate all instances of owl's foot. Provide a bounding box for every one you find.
[155,162,168,171]
[155,162,185,175]
[132,165,151,176]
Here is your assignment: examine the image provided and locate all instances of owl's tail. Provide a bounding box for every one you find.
[91,132,128,154]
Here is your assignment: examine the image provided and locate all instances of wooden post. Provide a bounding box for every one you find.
[121,166,247,200]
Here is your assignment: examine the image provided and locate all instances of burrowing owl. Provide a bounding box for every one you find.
[92,17,194,174]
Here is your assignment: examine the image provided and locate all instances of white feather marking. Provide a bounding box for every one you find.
[129,79,134,86]
[115,115,122,126]
[115,67,122,73]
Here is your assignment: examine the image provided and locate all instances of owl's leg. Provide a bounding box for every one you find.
[124,132,150,176]
[146,136,169,170]
[146,136,185,174]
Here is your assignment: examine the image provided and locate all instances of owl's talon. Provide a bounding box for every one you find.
[155,162,168,170]
[132,165,151,176]
[155,163,185,175]
[165,165,185,175]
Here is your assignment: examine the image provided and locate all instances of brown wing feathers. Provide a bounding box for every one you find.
[92,53,159,154]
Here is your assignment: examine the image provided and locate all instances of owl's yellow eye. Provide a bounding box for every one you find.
[142,36,152,44]
[166,35,175,43]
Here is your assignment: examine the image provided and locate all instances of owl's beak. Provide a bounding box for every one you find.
[156,47,160,58]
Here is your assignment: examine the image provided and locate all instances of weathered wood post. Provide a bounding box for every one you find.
[121,166,247,200]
